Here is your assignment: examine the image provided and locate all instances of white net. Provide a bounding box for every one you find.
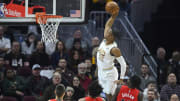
[37,15,62,44]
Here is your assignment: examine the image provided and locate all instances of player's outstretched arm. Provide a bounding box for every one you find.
[111,47,127,80]
[104,11,119,38]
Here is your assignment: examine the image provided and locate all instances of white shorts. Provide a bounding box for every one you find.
[98,67,118,95]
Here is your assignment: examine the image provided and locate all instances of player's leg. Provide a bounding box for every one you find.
[104,68,118,101]
[98,69,109,100]
[106,94,112,101]
[104,80,116,101]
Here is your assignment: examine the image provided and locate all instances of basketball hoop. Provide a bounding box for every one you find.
[36,12,63,44]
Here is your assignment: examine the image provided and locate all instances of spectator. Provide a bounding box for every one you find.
[1,26,15,43]
[77,62,92,91]
[57,58,75,86]
[155,47,169,88]
[30,41,50,68]
[84,58,96,80]
[0,26,11,57]
[39,72,62,101]
[54,68,69,87]
[26,64,49,97]
[139,63,156,90]
[169,51,180,66]
[170,94,179,101]
[64,86,75,101]
[69,39,86,60]
[4,41,29,70]
[78,80,105,101]
[2,67,25,101]
[0,71,4,100]
[0,56,5,73]
[160,73,180,101]
[144,88,158,101]
[112,75,143,101]
[49,84,66,101]
[91,37,100,58]
[65,29,90,52]
[21,32,37,57]
[72,76,85,101]
[169,51,180,84]
[51,40,69,67]
[91,36,100,51]
[143,81,160,101]
[69,50,83,74]
[90,36,100,59]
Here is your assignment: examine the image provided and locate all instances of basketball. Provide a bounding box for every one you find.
[105,1,119,15]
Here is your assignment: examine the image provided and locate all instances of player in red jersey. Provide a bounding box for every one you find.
[49,84,65,101]
[112,75,143,101]
[79,80,105,101]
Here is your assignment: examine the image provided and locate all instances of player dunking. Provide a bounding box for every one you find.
[96,2,127,101]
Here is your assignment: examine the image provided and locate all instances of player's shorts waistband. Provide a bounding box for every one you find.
[103,67,113,70]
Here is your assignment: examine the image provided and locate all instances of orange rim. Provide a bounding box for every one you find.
[36,12,63,24]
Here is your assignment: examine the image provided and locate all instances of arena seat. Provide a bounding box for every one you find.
[23,96,36,101]
[1,96,17,101]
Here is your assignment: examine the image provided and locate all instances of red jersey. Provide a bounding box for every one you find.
[49,99,63,101]
[85,96,103,101]
[49,99,57,101]
[117,85,140,101]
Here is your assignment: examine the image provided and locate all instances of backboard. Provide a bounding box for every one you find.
[0,0,87,24]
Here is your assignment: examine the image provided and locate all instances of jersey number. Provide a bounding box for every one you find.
[12,59,23,67]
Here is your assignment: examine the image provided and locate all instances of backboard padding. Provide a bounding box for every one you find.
[0,0,86,24]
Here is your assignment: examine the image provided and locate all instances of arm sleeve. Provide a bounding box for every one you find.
[116,56,126,79]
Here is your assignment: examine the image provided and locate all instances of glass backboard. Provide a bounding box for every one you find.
[0,0,86,24]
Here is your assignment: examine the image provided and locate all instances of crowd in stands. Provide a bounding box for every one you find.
[0,25,97,101]
[0,23,180,101]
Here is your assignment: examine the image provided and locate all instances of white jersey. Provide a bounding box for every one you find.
[97,39,117,70]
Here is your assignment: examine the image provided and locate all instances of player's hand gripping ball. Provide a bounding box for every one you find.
[105,1,120,16]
